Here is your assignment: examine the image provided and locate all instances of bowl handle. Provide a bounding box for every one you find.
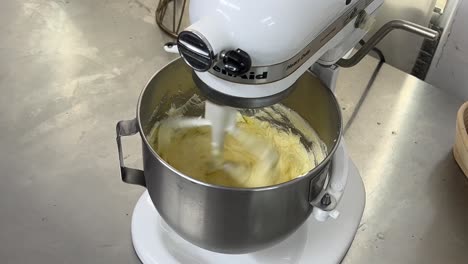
[310,141,348,221]
[116,119,146,187]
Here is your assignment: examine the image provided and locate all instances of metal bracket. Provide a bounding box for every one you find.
[337,19,440,68]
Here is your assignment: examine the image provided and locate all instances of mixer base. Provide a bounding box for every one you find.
[131,159,365,264]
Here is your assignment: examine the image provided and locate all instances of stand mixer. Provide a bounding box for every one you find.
[122,0,439,262]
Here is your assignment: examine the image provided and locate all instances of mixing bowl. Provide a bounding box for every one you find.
[116,58,342,253]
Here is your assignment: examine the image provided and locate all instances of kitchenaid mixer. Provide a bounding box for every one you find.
[116,0,439,262]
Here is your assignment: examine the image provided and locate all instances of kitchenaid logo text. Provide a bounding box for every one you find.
[212,65,268,80]
[286,49,311,70]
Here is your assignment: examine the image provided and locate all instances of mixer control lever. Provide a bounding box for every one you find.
[221,49,252,76]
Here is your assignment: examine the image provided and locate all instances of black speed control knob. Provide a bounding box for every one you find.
[222,49,252,76]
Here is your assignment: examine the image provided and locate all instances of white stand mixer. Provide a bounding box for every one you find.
[129,0,439,262]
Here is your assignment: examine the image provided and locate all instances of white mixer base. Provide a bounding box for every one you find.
[131,160,365,264]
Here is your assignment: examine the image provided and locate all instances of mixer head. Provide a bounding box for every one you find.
[177,0,385,108]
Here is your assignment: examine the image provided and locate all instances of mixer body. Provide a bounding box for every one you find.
[117,0,386,253]
[176,0,384,106]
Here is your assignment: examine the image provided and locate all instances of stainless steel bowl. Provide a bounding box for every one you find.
[116,58,342,253]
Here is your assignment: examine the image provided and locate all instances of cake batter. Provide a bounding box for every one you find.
[149,103,326,188]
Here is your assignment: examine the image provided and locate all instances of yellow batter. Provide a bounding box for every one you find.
[154,116,314,188]
[149,104,325,188]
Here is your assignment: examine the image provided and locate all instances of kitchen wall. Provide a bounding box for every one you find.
[368,0,437,73]
[426,0,468,100]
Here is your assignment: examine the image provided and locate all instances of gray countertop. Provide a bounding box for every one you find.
[1,0,467,263]
[337,58,468,263]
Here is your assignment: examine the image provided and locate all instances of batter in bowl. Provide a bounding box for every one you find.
[149,102,326,188]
